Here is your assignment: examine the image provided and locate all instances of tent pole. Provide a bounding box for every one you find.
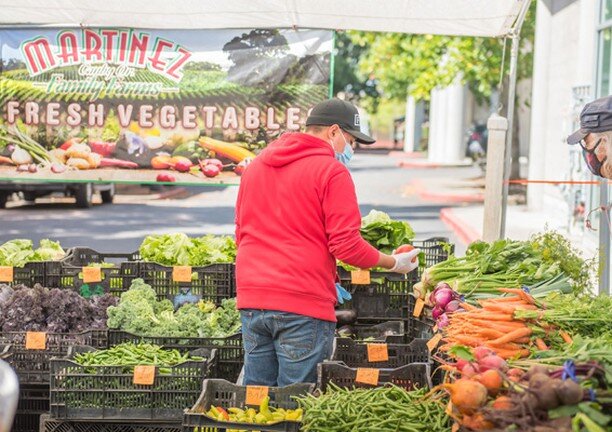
[599,187,610,295]
[500,33,519,238]
[500,0,531,239]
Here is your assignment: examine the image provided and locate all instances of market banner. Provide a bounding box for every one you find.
[0,28,332,185]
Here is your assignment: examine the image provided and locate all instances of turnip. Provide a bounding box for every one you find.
[478,354,507,372]
[437,379,489,415]
[474,346,494,361]
[555,379,583,405]
[202,158,223,170]
[203,164,220,178]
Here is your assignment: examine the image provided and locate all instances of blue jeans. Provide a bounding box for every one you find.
[240,309,335,387]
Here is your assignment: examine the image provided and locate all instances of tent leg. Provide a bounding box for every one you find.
[599,186,610,295]
[500,33,520,239]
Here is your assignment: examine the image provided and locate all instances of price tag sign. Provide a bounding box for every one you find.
[245,386,269,406]
[427,333,443,352]
[172,266,192,283]
[0,266,13,283]
[355,368,379,386]
[133,365,156,385]
[82,266,102,283]
[413,298,425,317]
[350,269,370,285]
[432,324,439,333]
[25,332,46,350]
[366,343,389,362]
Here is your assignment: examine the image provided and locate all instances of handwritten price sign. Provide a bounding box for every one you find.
[0,266,14,283]
[351,270,371,285]
[133,365,156,385]
[355,368,379,386]
[245,386,269,406]
[25,332,46,350]
[366,343,389,362]
[82,267,102,283]
[172,266,192,283]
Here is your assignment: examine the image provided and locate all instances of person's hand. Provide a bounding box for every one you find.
[335,282,352,304]
[390,248,421,274]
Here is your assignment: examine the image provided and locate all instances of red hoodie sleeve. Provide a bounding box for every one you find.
[322,167,380,268]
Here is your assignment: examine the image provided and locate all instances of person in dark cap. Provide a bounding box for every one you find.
[567,95,612,179]
[234,98,420,386]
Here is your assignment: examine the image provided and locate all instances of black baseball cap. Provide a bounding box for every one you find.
[567,95,612,144]
[306,99,376,144]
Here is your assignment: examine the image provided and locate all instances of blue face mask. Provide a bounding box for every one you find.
[332,133,354,166]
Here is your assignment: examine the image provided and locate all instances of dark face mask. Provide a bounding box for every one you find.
[580,138,607,177]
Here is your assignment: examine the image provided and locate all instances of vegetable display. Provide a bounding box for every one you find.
[106,279,240,338]
[339,210,415,271]
[0,284,116,332]
[0,239,65,267]
[199,396,303,426]
[139,233,236,266]
[418,232,591,299]
[295,384,449,432]
[74,342,203,374]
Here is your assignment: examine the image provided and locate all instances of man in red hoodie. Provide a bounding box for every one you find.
[235,99,420,386]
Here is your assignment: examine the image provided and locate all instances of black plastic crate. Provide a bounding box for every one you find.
[61,248,141,267]
[11,384,50,432]
[139,262,235,302]
[183,379,314,432]
[0,331,107,384]
[336,320,407,342]
[409,316,436,340]
[108,330,244,382]
[336,238,453,322]
[2,262,47,287]
[317,361,432,392]
[17,384,50,413]
[12,413,42,432]
[39,414,182,432]
[331,338,430,368]
[45,261,139,296]
[415,237,454,268]
[50,346,217,422]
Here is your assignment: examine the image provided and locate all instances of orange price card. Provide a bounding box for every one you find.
[427,333,443,352]
[172,266,192,283]
[366,343,389,362]
[432,324,439,333]
[82,266,102,283]
[245,385,269,406]
[413,298,425,317]
[350,269,370,285]
[133,365,156,385]
[25,332,46,350]
[0,266,13,283]
[355,368,379,386]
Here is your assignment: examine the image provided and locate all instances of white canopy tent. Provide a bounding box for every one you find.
[10,0,606,291]
[0,0,525,37]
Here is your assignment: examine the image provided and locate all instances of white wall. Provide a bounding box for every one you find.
[528,0,597,211]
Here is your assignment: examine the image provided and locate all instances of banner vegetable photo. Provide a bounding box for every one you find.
[0,28,332,185]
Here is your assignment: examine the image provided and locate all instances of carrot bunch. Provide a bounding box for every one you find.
[439,288,552,360]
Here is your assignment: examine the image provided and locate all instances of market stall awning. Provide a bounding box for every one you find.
[0,0,526,37]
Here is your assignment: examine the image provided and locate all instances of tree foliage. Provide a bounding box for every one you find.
[346,1,535,103]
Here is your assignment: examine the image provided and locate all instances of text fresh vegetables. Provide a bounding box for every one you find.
[106,279,240,338]
[139,233,236,266]
[0,284,116,333]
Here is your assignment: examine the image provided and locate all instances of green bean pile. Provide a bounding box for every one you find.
[74,343,202,374]
[295,384,449,432]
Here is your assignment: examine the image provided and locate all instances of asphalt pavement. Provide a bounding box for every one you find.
[0,151,477,253]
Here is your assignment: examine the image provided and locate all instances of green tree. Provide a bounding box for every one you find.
[332,32,380,110]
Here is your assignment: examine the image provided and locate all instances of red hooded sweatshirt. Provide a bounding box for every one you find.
[235,132,380,322]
